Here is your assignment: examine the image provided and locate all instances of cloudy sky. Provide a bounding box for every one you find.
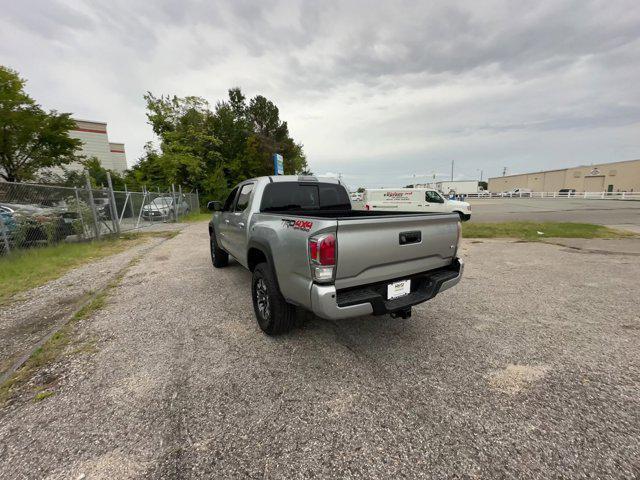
[1,0,639,188]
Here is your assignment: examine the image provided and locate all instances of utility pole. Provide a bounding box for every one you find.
[451,160,454,181]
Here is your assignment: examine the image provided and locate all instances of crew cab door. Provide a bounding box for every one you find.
[224,182,255,261]
[218,187,239,252]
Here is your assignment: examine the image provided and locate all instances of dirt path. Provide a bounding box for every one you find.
[0,236,169,379]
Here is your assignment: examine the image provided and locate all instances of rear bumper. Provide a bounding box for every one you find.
[310,258,464,320]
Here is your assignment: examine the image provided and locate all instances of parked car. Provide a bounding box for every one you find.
[558,188,577,196]
[0,206,16,251]
[208,176,463,335]
[499,188,532,197]
[142,196,191,221]
[358,188,471,221]
[0,203,67,247]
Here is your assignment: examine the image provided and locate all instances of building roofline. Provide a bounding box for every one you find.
[72,118,107,125]
[436,180,480,183]
[488,158,640,180]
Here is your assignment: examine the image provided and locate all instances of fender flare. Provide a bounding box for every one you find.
[247,239,282,293]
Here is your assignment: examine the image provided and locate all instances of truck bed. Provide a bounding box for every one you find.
[260,209,454,219]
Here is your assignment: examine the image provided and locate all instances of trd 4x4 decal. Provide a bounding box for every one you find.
[281,219,313,232]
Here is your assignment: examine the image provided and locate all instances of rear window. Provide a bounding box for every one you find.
[260,182,351,212]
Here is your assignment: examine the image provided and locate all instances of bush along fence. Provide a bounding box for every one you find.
[0,174,199,254]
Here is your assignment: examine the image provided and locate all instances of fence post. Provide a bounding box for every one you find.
[178,185,184,219]
[85,174,101,240]
[171,184,178,222]
[106,172,121,234]
[124,184,134,228]
[136,189,148,228]
[73,187,86,239]
[195,189,200,212]
[0,215,10,254]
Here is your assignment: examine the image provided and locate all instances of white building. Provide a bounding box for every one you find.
[69,119,128,173]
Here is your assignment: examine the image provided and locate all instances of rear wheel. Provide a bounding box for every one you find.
[210,231,228,268]
[252,262,295,335]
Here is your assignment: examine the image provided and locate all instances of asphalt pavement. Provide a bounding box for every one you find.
[469,198,640,231]
[0,224,638,479]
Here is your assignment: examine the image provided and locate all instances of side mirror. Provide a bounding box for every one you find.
[207,201,222,212]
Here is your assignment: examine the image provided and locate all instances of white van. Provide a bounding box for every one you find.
[361,188,471,221]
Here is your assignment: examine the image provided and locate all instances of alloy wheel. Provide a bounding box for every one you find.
[255,278,270,320]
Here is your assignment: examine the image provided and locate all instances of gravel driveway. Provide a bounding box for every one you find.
[0,224,638,479]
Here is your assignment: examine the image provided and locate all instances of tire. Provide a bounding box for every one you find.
[455,211,471,222]
[210,231,228,268]
[252,262,295,335]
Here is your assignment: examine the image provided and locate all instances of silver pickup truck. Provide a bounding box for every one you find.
[208,176,463,335]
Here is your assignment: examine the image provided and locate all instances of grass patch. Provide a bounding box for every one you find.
[462,222,632,240]
[0,323,74,405]
[181,211,211,222]
[34,390,55,402]
[0,231,174,306]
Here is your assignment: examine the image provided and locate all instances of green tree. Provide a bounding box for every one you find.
[135,88,310,203]
[0,66,81,182]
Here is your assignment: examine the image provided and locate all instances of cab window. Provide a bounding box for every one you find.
[425,191,444,203]
[234,183,255,212]
[222,187,239,212]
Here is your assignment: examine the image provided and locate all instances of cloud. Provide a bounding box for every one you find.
[0,0,638,185]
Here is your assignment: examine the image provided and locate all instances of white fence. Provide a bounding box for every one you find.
[465,191,640,200]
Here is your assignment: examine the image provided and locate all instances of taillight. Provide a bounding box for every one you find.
[309,233,336,282]
[365,204,370,211]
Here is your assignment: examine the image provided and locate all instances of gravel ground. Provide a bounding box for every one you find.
[0,224,638,479]
[0,236,168,378]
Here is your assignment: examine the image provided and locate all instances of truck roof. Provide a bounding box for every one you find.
[247,175,342,185]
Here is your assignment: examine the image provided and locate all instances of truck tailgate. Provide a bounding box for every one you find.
[335,213,459,289]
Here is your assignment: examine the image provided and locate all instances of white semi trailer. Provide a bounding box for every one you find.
[436,181,482,195]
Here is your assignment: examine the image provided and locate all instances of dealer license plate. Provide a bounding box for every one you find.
[387,279,411,300]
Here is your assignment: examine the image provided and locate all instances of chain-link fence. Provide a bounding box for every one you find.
[0,178,199,255]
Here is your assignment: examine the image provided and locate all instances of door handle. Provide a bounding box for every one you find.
[238,222,245,228]
[399,231,421,245]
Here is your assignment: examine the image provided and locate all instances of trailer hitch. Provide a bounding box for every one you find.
[391,307,412,319]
